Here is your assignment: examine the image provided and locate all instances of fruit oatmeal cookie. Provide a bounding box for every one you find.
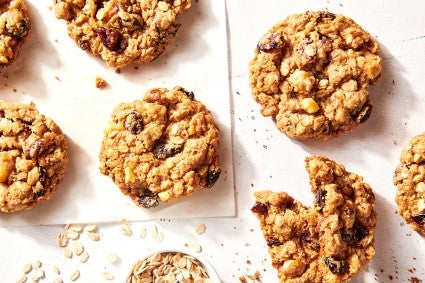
[393,133,425,236]
[0,0,30,68]
[0,100,68,213]
[53,0,191,68]
[99,87,221,208]
[249,11,382,140]
[252,155,376,282]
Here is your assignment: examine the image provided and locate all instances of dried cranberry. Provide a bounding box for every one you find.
[138,191,159,208]
[323,257,348,274]
[96,27,127,52]
[251,202,268,215]
[153,142,183,159]
[411,213,425,225]
[206,168,220,187]
[354,104,373,124]
[125,113,144,135]
[178,87,195,100]
[25,139,48,159]
[257,33,285,54]
[267,237,282,247]
[315,188,326,210]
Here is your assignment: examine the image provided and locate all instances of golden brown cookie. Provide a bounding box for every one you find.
[99,87,221,208]
[54,0,191,68]
[252,155,376,282]
[0,0,30,68]
[0,100,68,213]
[249,11,382,140]
[393,133,425,237]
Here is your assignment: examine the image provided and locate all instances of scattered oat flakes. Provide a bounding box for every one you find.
[95,77,107,89]
[53,266,60,274]
[57,233,68,247]
[87,230,100,241]
[139,227,146,238]
[66,229,80,240]
[84,223,97,232]
[151,225,158,239]
[63,247,73,258]
[53,277,63,283]
[16,274,27,283]
[72,241,84,256]
[156,231,163,242]
[79,251,89,263]
[120,223,133,237]
[102,271,114,280]
[33,261,42,269]
[185,242,202,253]
[107,253,120,264]
[70,270,80,281]
[195,224,206,235]
[31,268,45,281]
[23,263,32,274]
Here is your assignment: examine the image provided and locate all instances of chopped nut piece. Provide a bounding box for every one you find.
[95,77,107,89]
[102,271,114,280]
[70,270,80,281]
[195,224,206,234]
[23,263,32,274]
[301,98,320,114]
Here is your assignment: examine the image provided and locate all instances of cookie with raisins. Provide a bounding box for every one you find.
[53,0,191,68]
[252,155,376,282]
[99,87,221,208]
[249,11,382,140]
[0,100,68,212]
[0,0,30,69]
[394,133,425,237]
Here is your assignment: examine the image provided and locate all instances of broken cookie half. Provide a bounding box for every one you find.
[251,155,376,283]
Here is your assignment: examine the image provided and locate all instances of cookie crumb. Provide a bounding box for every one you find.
[95,77,107,89]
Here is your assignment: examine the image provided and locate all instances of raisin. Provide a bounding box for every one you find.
[323,257,348,274]
[315,188,326,210]
[178,87,195,100]
[411,213,425,225]
[153,142,183,159]
[342,222,369,246]
[25,139,48,159]
[267,237,282,247]
[251,202,268,215]
[206,168,220,187]
[96,27,127,52]
[302,234,313,243]
[78,38,90,50]
[257,33,285,54]
[34,188,46,198]
[138,191,159,208]
[355,104,372,124]
[124,113,144,135]
[318,11,336,20]
[38,166,47,186]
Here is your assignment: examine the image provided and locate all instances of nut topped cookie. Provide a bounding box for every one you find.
[99,87,221,208]
[249,11,382,140]
[0,100,68,213]
[394,133,425,236]
[0,0,30,68]
[252,155,376,282]
[54,0,191,68]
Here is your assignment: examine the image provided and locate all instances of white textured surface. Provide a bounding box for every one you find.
[0,0,234,225]
[1,0,425,282]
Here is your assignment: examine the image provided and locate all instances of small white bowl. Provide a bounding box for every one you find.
[127,248,221,283]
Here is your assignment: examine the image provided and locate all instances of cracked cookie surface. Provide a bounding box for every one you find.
[394,133,425,236]
[252,155,376,282]
[0,0,30,68]
[54,0,191,68]
[99,87,221,208]
[0,100,68,213]
[249,11,382,140]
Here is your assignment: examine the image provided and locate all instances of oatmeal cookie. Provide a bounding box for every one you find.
[54,0,191,68]
[252,155,376,282]
[0,0,30,68]
[99,87,221,208]
[393,133,425,236]
[0,100,68,213]
[249,11,382,140]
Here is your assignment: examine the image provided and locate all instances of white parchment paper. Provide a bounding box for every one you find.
[0,0,234,225]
